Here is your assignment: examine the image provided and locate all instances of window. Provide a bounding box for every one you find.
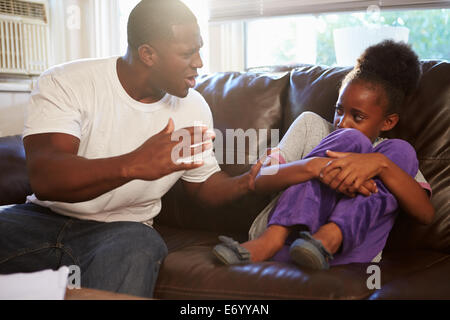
[118,0,140,55]
[246,8,449,68]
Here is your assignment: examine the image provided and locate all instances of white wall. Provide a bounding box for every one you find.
[0,91,29,137]
[0,0,105,137]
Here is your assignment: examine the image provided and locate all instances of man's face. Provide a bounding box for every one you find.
[152,23,203,98]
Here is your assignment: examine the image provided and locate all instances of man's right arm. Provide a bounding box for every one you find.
[24,132,132,203]
[24,119,211,203]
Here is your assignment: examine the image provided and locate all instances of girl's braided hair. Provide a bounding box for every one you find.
[342,39,422,115]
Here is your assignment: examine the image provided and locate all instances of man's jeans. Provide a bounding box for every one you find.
[0,203,168,298]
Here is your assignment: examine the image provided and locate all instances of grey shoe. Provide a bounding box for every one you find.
[212,236,251,265]
[289,231,333,270]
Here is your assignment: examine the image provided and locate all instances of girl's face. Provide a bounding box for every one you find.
[334,81,399,142]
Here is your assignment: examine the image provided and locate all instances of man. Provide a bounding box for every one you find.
[0,0,261,298]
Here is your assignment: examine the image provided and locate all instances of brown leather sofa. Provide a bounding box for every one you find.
[0,60,449,299]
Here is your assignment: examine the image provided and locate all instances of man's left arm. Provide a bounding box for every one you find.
[182,161,263,207]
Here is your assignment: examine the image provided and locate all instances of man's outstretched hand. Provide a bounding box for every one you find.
[124,118,214,181]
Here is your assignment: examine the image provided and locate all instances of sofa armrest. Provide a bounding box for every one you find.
[0,135,32,205]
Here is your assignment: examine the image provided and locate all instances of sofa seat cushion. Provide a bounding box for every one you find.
[369,255,450,300]
[154,225,449,300]
[155,224,222,252]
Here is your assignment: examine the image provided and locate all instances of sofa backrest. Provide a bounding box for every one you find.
[0,61,448,254]
[280,61,450,253]
[381,61,450,253]
[158,71,291,234]
[158,60,450,253]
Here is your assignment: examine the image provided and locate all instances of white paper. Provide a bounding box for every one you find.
[0,266,69,300]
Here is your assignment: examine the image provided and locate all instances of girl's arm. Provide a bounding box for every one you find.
[253,153,376,197]
[378,155,434,224]
[254,111,376,197]
[320,151,435,225]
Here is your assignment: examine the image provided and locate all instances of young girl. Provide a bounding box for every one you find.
[213,40,434,269]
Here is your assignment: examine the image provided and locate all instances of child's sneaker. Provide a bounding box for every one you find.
[212,236,251,265]
[289,231,334,270]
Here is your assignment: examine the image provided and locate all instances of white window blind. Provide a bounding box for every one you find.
[209,0,450,22]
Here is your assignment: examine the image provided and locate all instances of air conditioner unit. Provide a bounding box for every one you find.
[0,0,49,75]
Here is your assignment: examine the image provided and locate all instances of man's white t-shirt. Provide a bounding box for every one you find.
[23,57,221,225]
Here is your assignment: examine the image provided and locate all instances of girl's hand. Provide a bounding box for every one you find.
[320,150,383,197]
[242,156,265,191]
[347,179,378,197]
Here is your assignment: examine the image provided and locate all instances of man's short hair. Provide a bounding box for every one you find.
[127,0,197,50]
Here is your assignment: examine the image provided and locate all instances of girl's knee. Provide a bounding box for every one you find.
[334,128,371,143]
[321,128,372,154]
[374,139,418,175]
[375,139,415,157]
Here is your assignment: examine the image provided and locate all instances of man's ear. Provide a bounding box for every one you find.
[381,113,399,132]
[138,44,157,67]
